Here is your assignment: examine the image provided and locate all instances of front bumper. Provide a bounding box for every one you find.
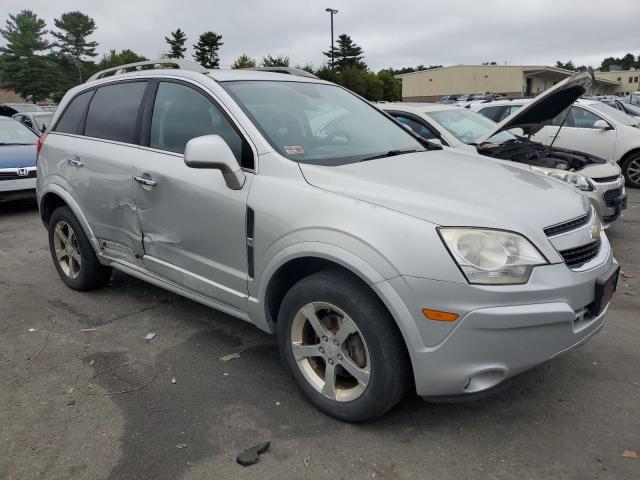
[0,177,37,193]
[586,179,627,226]
[384,247,617,398]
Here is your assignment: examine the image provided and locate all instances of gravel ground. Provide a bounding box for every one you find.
[0,190,638,480]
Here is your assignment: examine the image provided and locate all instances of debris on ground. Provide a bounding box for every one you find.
[65,387,74,395]
[27,311,57,362]
[176,443,188,449]
[303,457,311,468]
[622,273,635,279]
[622,450,638,459]
[144,332,157,342]
[28,328,36,332]
[80,328,97,332]
[223,372,229,376]
[171,377,176,384]
[237,441,271,466]
[220,352,241,362]
[67,400,76,406]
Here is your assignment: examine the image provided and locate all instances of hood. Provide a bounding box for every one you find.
[0,144,37,169]
[478,71,592,143]
[299,149,590,232]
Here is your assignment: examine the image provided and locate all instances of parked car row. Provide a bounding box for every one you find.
[25,61,621,421]
[380,81,627,227]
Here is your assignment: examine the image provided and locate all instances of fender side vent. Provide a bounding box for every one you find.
[246,207,255,279]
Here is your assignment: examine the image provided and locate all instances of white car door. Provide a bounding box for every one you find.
[542,106,617,161]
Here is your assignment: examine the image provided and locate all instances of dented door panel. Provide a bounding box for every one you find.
[132,147,252,309]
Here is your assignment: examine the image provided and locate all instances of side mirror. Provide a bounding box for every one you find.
[184,135,245,190]
[593,120,610,130]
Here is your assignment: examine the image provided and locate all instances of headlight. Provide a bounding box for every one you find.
[439,228,548,285]
[531,167,593,191]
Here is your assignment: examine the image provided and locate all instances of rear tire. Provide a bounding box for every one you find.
[621,153,640,189]
[48,206,111,291]
[277,269,408,422]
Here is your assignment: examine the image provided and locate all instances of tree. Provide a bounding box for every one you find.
[261,54,289,67]
[600,53,639,71]
[51,11,98,82]
[377,69,402,101]
[323,34,366,71]
[231,53,256,69]
[193,32,223,68]
[555,60,577,71]
[96,49,147,70]
[0,10,54,102]
[165,28,187,59]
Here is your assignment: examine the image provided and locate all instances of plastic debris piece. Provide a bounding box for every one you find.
[223,372,229,376]
[220,352,241,362]
[28,328,36,332]
[275,402,280,406]
[145,332,157,342]
[303,457,311,468]
[237,441,271,466]
[171,377,176,384]
[622,273,635,279]
[80,328,97,332]
[622,450,637,459]
[176,443,188,449]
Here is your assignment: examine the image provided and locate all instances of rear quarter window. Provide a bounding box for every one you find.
[84,82,147,144]
[54,90,94,134]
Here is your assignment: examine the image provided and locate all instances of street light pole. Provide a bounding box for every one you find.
[325,8,338,70]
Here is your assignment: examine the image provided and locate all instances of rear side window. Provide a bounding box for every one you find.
[149,81,253,168]
[54,90,93,134]
[84,82,147,143]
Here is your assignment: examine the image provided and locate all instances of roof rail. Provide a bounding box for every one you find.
[244,67,318,79]
[87,59,208,82]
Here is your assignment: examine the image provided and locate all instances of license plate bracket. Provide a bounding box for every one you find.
[589,264,620,316]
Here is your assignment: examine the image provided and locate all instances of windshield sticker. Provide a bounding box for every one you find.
[284,145,305,155]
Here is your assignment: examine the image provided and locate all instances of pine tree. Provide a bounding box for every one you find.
[323,34,366,71]
[0,10,54,102]
[231,54,256,69]
[51,11,98,82]
[165,28,187,59]
[261,54,289,67]
[193,32,223,68]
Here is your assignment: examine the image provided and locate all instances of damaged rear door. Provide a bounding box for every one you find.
[63,81,148,262]
[132,80,253,310]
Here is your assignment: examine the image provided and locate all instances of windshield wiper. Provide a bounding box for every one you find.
[360,149,420,162]
[0,142,34,146]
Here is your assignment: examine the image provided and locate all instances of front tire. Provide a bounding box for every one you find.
[277,269,408,422]
[48,206,111,291]
[621,153,640,189]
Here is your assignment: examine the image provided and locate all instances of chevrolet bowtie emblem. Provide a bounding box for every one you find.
[590,225,601,241]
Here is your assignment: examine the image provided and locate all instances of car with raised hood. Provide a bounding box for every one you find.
[601,99,640,120]
[472,93,640,190]
[381,73,627,226]
[37,60,619,421]
[0,116,39,203]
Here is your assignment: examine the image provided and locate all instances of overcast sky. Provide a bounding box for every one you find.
[3,0,639,71]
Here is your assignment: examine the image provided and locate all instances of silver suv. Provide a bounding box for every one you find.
[37,60,619,421]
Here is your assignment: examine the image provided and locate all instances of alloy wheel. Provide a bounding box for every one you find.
[291,302,371,402]
[53,221,82,279]
[627,157,640,185]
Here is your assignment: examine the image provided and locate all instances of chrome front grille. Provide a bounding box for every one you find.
[592,174,622,184]
[0,169,37,181]
[558,239,602,268]
[544,210,591,237]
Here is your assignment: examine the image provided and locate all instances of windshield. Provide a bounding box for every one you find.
[0,119,38,145]
[33,114,53,131]
[222,81,424,165]
[590,102,638,126]
[425,108,515,144]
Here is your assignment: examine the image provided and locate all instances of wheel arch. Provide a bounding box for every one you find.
[39,185,101,253]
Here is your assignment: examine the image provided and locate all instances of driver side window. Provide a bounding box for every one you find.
[392,114,437,140]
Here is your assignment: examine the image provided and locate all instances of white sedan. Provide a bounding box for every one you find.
[471,98,640,188]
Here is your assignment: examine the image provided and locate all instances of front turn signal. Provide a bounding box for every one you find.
[422,309,459,322]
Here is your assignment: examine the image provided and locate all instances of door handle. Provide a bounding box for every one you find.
[67,157,84,167]
[134,175,157,187]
